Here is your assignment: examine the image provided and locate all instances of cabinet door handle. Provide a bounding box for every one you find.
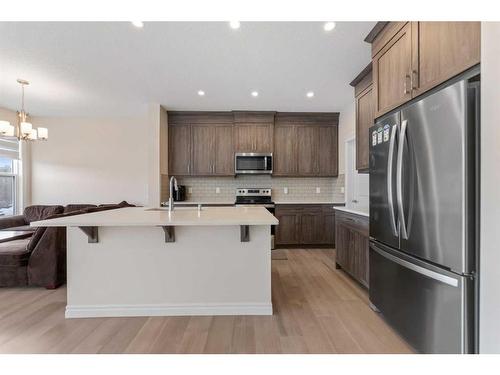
[411,70,418,90]
[188,163,190,174]
[404,74,411,94]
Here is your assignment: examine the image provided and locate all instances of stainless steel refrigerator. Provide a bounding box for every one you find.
[368,69,480,354]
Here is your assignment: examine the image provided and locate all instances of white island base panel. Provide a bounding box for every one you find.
[65,225,272,318]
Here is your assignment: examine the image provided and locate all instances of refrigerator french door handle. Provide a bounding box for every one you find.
[397,119,408,239]
[370,243,459,287]
[387,125,398,236]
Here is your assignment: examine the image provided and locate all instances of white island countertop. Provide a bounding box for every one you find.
[31,206,279,227]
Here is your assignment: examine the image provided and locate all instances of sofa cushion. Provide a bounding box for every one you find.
[2,224,36,232]
[0,239,31,266]
[64,204,97,213]
[98,201,135,208]
[85,205,121,213]
[23,205,64,223]
[0,215,27,230]
[27,226,48,252]
[43,209,92,221]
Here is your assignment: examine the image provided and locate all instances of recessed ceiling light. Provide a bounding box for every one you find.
[251,91,259,97]
[229,21,241,29]
[324,22,336,31]
[131,21,144,28]
[197,90,205,96]
[306,91,315,98]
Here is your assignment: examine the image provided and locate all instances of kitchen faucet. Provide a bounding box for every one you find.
[168,176,178,212]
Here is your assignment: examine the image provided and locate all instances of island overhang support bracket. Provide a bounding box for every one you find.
[162,226,175,242]
[240,225,250,242]
[78,226,98,243]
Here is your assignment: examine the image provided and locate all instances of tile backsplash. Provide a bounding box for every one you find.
[167,175,345,203]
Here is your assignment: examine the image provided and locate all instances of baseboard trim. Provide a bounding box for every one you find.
[65,303,273,318]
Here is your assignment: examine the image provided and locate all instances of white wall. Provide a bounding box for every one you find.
[0,107,18,126]
[30,115,150,206]
[480,22,500,354]
[338,99,356,175]
[338,89,370,208]
[146,104,161,207]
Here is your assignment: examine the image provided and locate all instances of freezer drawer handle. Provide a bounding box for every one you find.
[387,124,398,236]
[396,119,409,239]
[371,243,459,287]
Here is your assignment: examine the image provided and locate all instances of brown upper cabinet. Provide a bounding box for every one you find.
[296,125,319,175]
[369,21,480,118]
[233,111,274,153]
[213,125,234,175]
[191,124,234,176]
[167,111,338,177]
[350,64,374,172]
[168,112,234,176]
[168,124,191,175]
[372,22,413,117]
[412,22,481,96]
[274,125,297,175]
[273,113,339,177]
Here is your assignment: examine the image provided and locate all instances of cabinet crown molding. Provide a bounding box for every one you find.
[364,21,390,43]
[349,62,373,88]
[275,112,339,125]
[232,111,276,123]
[168,111,234,124]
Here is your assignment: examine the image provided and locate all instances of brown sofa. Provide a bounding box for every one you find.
[0,205,65,232]
[0,201,134,288]
[64,204,97,213]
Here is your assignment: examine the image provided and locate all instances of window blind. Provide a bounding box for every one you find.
[0,137,20,159]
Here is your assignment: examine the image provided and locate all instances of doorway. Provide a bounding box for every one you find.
[345,138,369,212]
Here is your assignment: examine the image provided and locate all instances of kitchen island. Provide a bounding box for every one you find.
[31,206,278,318]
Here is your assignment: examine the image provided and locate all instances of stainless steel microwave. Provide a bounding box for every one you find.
[234,153,273,174]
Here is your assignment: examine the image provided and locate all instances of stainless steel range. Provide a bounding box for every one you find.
[235,188,274,207]
[235,188,276,248]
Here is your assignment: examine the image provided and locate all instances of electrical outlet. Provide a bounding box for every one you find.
[284,187,288,194]
[340,187,345,193]
[216,187,221,194]
[316,187,321,194]
[188,187,193,194]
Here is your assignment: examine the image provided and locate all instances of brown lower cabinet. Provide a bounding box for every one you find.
[334,210,369,288]
[275,204,337,247]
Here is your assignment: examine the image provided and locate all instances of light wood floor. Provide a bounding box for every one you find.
[0,249,413,354]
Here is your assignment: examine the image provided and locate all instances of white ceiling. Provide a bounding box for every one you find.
[0,22,375,117]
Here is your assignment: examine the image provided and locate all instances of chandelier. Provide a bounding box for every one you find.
[0,79,48,141]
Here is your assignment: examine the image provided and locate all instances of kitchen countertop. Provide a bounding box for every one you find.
[166,201,346,206]
[168,201,235,206]
[334,206,369,217]
[274,201,345,205]
[31,206,279,227]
